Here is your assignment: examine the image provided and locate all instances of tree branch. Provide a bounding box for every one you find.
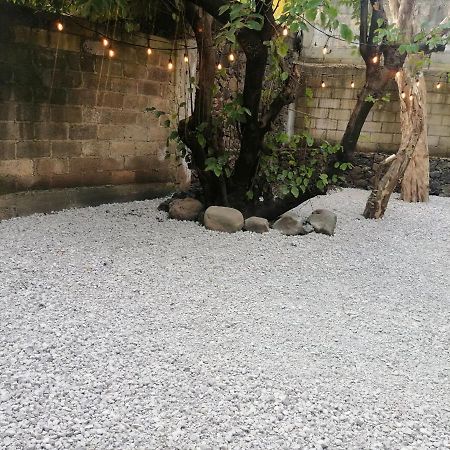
[260,65,301,133]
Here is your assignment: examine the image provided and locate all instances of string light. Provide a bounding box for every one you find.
[401,90,406,99]
[350,75,355,88]
[409,93,413,101]
[436,81,441,89]
[395,70,401,79]
[322,45,328,55]
[372,55,379,64]
[415,77,420,87]
[108,48,115,58]
[282,26,289,36]
[217,62,223,70]
[102,37,109,47]
[184,53,189,63]
[56,21,64,31]
[168,57,173,70]
[228,52,235,62]
[147,47,152,55]
[321,75,326,88]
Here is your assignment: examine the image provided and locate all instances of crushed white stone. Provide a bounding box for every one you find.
[0,188,449,449]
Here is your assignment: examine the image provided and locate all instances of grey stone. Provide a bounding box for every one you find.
[204,206,244,233]
[244,216,270,233]
[441,184,450,197]
[168,198,204,221]
[272,214,307,236]
[306,209,337,236]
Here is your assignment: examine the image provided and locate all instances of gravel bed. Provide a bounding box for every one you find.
[0,188,449,449]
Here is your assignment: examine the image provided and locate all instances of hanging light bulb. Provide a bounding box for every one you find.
[56,21,64,32]
[415,78,420,87]
[282,26,289,37]
[401,90,406,99]
[183,53,189,63]
[108,48,115,58]
[228,52,235,62]
[436,81,441,89]
[168,57,173,70]
[102,37,109,47]
[395,70,401,78]
[321,76,326,88]
[217,62,223,70]
[409,93,413,101]
[147,47,152,56]
[350,75,355,88]
[322,45,328,55]
[372,55,379,64]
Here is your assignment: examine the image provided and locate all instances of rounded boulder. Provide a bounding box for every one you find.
[168,198,204,221]
[204,206,244,233]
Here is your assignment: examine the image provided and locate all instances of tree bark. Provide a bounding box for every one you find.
[364,0,431,217]
[363,69,426,218]
[400,72,429,202]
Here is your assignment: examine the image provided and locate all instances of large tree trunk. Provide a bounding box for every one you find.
[363,68,427,218]
[364,0,430,217]
[400,72,429,202]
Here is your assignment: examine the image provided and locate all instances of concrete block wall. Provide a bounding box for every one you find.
[0,5,183,198]
[295,64,450,157]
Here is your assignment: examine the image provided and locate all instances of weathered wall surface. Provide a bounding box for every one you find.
[0,5,183,212]
[295,64,450,157]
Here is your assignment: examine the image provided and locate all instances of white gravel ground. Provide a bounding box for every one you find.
[0,188,449,450]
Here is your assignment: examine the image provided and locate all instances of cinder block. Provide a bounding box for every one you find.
[69,157,101,173]
[361,122,382,132]
[431,104,449,115]
[97,157,124,171]
[340,99,356,109]
[0,159,33,177]
[138,81,160,97]
[98,125,125,140]
[81,140,110,157]
[35,158,68,175]
[429,125,450,137]
[110,141,136,157]
[0,141,16,159]
[328,109,350,120]
[52,141,83,157]
[98,92,124,109]
[369,133,393,144]
[17,141,50,158]
[0,122,18,139]
[34,123,68,140]
[381,122,401,133]
[69,124,97,140]
[373,111,396,122]
[124,155,155,170]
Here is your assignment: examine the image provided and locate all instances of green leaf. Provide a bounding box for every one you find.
[339,24,353,43]
[218,4,230,15]
[246,20,263,30]
[281,71,289,81]
[246,190,254,200]
[197,134,206,148]
[291,186,299,198]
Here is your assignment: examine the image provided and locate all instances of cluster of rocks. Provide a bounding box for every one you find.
[164,198,337,236]
[344,152,450,197]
